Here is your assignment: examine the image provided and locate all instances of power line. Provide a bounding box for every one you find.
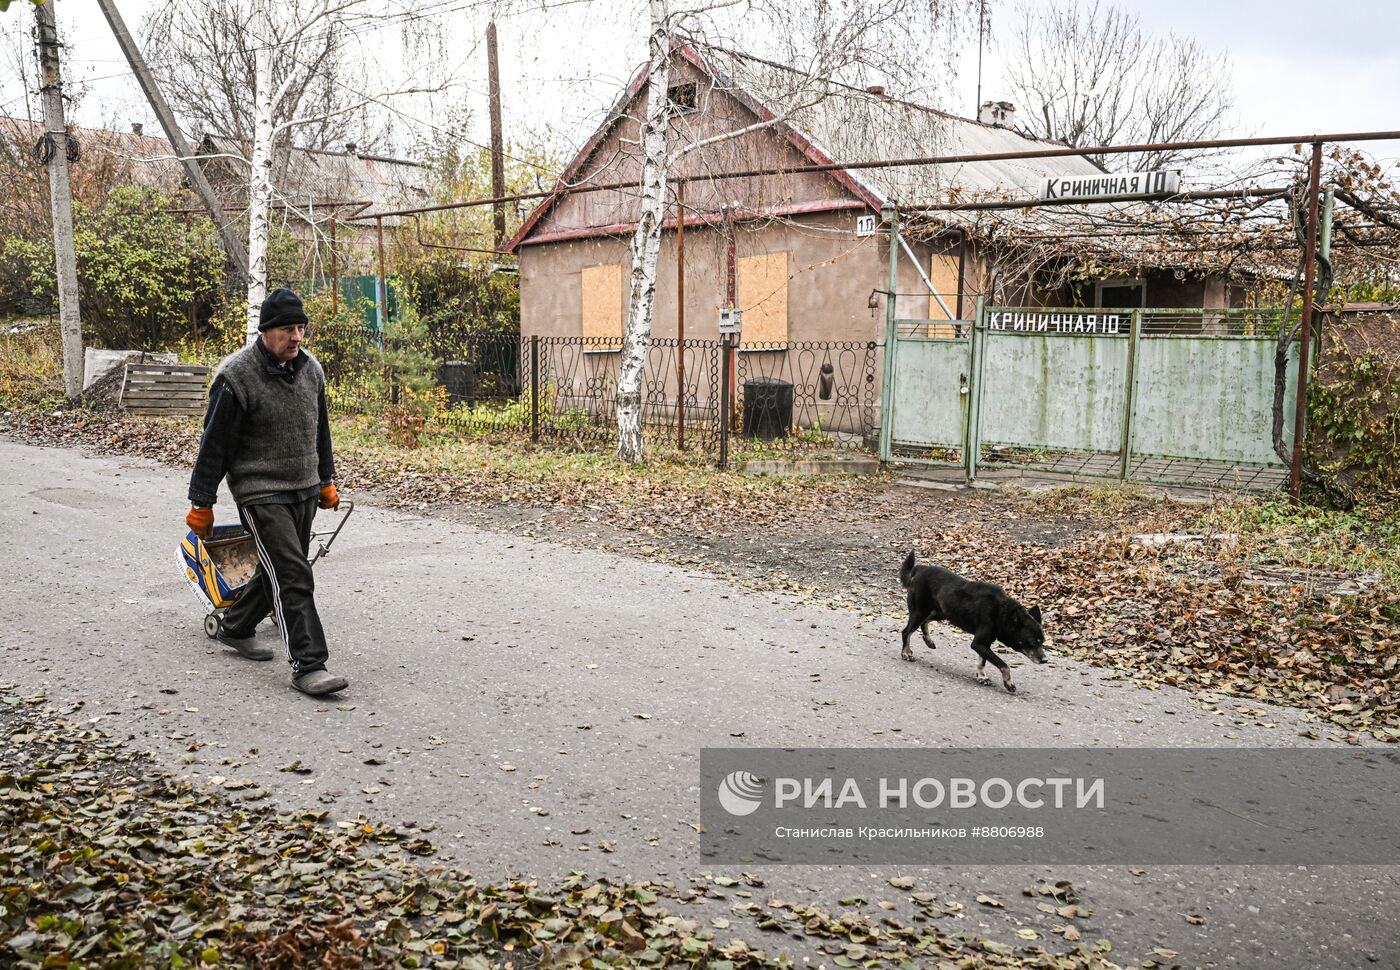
[57,5,533,168]
[47,0,582,177]
[140,0,503,67]
[69,5,479,85]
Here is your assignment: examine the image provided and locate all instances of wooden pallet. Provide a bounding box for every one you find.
[120,363,210,416]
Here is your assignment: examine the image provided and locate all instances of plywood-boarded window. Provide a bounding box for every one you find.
[738,252,789,347]
[580,263,623,349]
[927,253,960,320]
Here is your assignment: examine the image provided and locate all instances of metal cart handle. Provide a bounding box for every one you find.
[309,499,354,566]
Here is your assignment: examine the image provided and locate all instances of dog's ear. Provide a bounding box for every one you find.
[1028,605,1042,624]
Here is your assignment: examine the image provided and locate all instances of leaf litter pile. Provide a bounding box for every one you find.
[1,689,1126,970]
[4,408,1398,740]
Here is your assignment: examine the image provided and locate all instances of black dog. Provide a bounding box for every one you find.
[898,551,1047,693]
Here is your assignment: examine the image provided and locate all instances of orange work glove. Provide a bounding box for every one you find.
[186,507,214,538]
[318,483,340,510]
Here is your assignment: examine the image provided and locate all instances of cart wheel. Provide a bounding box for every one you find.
[204,613,221,639]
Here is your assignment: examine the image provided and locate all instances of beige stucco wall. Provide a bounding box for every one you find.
[520,209,907,344]
[510,55,996,438]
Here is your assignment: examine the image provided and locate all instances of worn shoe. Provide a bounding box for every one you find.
[216,628,273,661]
[293,669,349,696]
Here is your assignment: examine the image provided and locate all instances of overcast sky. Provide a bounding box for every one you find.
[961,0,1400,143]
[2,0,1397,168]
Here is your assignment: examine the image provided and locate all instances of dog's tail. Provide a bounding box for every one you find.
[899,550,917,588]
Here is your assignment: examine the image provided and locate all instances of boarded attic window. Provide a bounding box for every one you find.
[667,82,697,114]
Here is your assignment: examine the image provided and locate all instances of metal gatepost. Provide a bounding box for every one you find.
[964,296,986,483]
[877,204,898,463]
[1117,309,1142,479]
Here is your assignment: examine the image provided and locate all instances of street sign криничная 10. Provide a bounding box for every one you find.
[1038,170,1181,201]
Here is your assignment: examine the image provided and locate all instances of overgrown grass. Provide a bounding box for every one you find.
[1203,497,1400,590]
[730,437,862,462]
[333,412,884,503]
[0,318,64,409]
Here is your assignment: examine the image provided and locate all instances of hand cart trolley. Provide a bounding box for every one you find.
[177,502,354,639]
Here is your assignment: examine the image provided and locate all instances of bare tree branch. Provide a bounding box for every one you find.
[1001,0,1236,171]
[141,0,394,153]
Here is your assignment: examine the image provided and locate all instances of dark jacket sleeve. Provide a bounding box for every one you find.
[188,376,244,506]
[317,384,336,486]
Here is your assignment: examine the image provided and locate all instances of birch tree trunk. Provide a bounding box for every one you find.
[615,0,671,464]
[244,0,275,344]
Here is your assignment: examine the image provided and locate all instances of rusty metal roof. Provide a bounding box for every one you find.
[0,116,187,193]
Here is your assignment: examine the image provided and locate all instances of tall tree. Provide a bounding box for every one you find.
[141,0,390,155]
[1001,0,1235,171]
[142,0,450,343]
[610,0,978,463]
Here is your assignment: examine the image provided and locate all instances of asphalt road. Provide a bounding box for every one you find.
[1,439,1395,968]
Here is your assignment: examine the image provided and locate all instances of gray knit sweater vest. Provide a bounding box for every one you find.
[214,342,325,504]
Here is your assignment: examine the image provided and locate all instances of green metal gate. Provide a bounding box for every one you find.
[887,317,972,461]
[882,302,1302,490]
[300,274,400,330]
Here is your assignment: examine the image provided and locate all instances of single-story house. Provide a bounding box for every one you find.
[0,117,187,195]
[505,44,1254,358]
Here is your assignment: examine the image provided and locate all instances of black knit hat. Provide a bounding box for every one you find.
[258,288,309,331]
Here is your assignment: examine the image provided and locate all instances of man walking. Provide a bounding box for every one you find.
[186,288,349,696]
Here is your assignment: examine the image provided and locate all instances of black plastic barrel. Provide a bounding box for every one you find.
[742,376,794,440]
[437,361,477,407]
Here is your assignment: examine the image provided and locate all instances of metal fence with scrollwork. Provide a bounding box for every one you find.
[309,323,880,456]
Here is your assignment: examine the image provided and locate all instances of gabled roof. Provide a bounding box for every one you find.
[506,44,1105,252]
[200,135,431,212]
[0,116,432,216]
[700,47,1104,203]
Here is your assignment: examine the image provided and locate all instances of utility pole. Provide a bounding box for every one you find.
[95,0,249,277]
[486,19,506,250]
[34,0,82,403]
[974,0,986,116]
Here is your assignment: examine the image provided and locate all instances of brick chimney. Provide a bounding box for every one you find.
[978,101,1016,128]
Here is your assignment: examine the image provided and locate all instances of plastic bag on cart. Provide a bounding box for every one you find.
[177,525,257,614]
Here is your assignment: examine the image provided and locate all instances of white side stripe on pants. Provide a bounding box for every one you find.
[243,510,297,672]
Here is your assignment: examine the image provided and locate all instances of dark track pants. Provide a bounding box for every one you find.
[220,498,329,675]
